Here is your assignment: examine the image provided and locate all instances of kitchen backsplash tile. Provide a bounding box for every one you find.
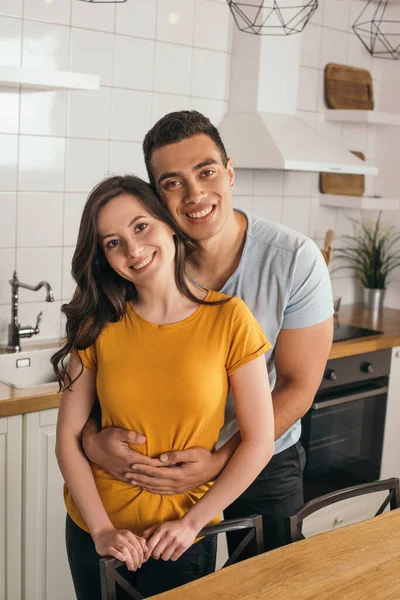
[17,299,64,341]
[282,197,311,236]
[191,48,230,100]
[16,247,63,303]
[156,0,196,46]
[0,250,16,304]
[0,0,398,344]
[111,88,153,142]
[17,193,63,248]
[0,134,18,191]
[115,0,157,39]
[0,16,22,66]
[253,171,285,197]
[152,93,191,125]
[0,193,17,249]
[20,89,67,137]
[71,0,115,33]
[67,87,111,140]
[62,246,75,301]
[109,141,147,181]
[252,196,284,224]
[65,138,109,192]
[189,97,227,127]
[0,88,19,134]
[0,0,23,19]
[18,136,66,192]
[22,20,70,70]
[63,193,87,247]
[70,28,114,86]
[23,0,70,26]
[300,23,322,69]
[232,169,254,196]
[194,0,232,53]
[154,42,193,96]
[113,36,155,92]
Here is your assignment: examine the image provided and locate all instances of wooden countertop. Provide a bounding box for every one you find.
[1,304,400,418]
[329,304,400,359]
[151,509,400,600]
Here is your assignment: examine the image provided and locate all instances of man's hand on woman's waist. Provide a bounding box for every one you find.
[81,417,230,493]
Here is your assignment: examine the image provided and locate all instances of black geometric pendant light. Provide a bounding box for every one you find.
[226,0,318,35]
[353,0,400,59]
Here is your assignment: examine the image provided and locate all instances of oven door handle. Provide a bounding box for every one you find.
[312,386,389,410]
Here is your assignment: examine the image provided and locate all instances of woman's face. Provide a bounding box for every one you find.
[97,193,176,287]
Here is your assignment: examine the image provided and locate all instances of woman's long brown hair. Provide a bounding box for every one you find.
[52,174,229,390]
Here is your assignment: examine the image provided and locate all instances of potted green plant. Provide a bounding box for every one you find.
[333,212,400,311]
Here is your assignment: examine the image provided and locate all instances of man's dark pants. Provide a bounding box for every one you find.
[223,440,306,556]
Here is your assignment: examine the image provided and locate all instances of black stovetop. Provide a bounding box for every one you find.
[333,323,383,343]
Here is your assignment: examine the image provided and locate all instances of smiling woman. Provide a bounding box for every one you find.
[51,174,274,600]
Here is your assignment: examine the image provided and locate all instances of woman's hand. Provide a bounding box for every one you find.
[143,518,199,562]
[92,527,148,571]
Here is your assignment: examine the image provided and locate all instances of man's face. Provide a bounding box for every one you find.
[149,134,235,242]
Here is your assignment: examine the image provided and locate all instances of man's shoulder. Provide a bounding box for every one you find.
[239,210,312,256]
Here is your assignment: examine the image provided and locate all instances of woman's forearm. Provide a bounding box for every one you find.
[56,432,113,535]
[182,438,274,532]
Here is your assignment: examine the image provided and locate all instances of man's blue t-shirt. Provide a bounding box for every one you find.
[218,210,334,454]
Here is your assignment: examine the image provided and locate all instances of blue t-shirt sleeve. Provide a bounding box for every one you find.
[282,238,334,329]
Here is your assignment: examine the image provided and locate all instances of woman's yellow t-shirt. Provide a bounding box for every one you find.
[65,290,271,536]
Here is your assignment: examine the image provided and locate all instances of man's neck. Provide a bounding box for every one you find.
[187,210,248,291]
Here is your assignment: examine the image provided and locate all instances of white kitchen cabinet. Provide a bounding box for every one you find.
[0,415,22,600]
[381,346,400,481]
[23,409,75,600]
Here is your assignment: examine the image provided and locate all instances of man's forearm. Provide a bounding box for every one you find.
[81,410,102,462]
[214,382,314,469]
[272,379,314,440]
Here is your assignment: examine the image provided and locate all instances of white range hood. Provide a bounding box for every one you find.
[219,26,378,175]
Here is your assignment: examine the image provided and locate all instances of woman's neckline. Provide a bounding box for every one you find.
[127,289,213,329]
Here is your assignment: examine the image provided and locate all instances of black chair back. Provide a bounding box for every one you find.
[100,514,264,600]
[287,477,400,543]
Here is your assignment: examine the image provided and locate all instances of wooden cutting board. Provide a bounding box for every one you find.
[325,63,374,110]
[320,151,365,196]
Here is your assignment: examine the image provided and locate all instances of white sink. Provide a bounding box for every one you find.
[0,347,58,389]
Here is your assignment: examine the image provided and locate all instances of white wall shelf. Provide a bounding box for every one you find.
[319,195,400,211]
[325,109,400,126]
[0,65,99,91]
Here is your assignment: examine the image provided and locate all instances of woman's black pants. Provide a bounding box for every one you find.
[66,515,217,600]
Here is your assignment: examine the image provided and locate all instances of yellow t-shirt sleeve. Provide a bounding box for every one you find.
[226,299,271,378]
[70,345,98,371]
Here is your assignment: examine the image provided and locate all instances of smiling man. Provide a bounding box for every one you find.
[82,111,333,554]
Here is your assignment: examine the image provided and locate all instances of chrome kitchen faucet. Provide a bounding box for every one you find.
[7,271,54,353]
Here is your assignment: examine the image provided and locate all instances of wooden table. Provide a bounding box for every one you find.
[152,510,400,600]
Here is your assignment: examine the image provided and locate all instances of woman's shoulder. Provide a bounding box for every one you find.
[206,291,248,315]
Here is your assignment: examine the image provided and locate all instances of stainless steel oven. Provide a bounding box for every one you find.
[301,349,391,502]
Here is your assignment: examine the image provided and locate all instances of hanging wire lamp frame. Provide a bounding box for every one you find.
[226,0,318,35]
[353,0,400,60]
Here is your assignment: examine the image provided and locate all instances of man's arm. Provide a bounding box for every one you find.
[271,317,333,439]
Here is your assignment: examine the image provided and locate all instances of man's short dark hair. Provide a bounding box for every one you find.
[143,110,228,189]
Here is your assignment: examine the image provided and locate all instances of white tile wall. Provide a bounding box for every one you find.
[1,0,399,346]
[0,193,17,248]
[0,0,233,344]
[156,0,196,46]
